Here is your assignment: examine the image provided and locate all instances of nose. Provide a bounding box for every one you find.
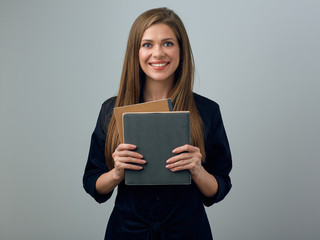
[152,45,165,58]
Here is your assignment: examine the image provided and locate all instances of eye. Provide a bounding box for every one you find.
[164,42,173,47]
[142,43,152,48]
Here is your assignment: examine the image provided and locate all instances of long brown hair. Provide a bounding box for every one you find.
[105,8,205,169]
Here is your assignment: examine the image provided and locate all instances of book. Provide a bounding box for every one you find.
[114,99,172,143]
[123,111,191,185]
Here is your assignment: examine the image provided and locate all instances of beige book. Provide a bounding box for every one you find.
[114,99,172,142]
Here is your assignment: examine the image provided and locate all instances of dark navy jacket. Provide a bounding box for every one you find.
[83,93,232,240]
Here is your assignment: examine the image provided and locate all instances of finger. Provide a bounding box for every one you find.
[116,143,137,151]
[166,158,192,169]
[114,150,143,159]
[172,144,199,154]
[168,161,198,172]
[114,156,146,165]
[169,165,188,172]
[115,162,143,171]
[166,152,192,164]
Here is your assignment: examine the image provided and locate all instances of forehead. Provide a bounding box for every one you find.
[142,23,177,40]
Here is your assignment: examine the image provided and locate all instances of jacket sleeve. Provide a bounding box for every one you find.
[83,98,115,203]
[201,105,232,207]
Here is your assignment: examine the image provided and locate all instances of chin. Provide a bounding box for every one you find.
[147,73,174,82]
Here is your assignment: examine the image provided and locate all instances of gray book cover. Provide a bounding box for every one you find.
[123,112,191,185]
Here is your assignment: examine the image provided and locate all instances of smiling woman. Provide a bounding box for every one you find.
[83,7,232,240]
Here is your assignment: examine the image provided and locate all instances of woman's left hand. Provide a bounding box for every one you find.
[166,144,202,177]
[167,144,218,197]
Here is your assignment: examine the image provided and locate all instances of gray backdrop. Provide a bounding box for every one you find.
[1,0,319,239]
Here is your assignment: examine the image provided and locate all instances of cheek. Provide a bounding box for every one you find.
[139,50,148,64]
[171,49,180,66]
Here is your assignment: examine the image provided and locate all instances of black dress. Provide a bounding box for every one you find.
[83,93,232,240]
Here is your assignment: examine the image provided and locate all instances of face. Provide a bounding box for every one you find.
[139,24,180,85]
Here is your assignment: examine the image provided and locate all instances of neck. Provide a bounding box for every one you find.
[143,79,173,102]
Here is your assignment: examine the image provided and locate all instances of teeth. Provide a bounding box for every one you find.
[151,63,167,67]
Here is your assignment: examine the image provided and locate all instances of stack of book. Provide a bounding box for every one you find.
[114,99,191,186]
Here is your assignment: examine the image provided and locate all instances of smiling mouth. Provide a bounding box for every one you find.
[150,62,169,67]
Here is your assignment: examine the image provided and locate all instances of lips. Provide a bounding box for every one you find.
[149,61,170,70]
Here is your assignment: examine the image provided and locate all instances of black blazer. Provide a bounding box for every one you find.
[83,93,232,240]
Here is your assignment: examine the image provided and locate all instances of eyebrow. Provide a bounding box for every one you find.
[141,38,176,42]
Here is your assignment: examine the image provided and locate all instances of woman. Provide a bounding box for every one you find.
[83,7,232,240]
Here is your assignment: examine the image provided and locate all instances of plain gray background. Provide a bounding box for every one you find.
[1,0,319,239]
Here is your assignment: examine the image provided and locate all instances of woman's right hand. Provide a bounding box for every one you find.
[112,143,145,181]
